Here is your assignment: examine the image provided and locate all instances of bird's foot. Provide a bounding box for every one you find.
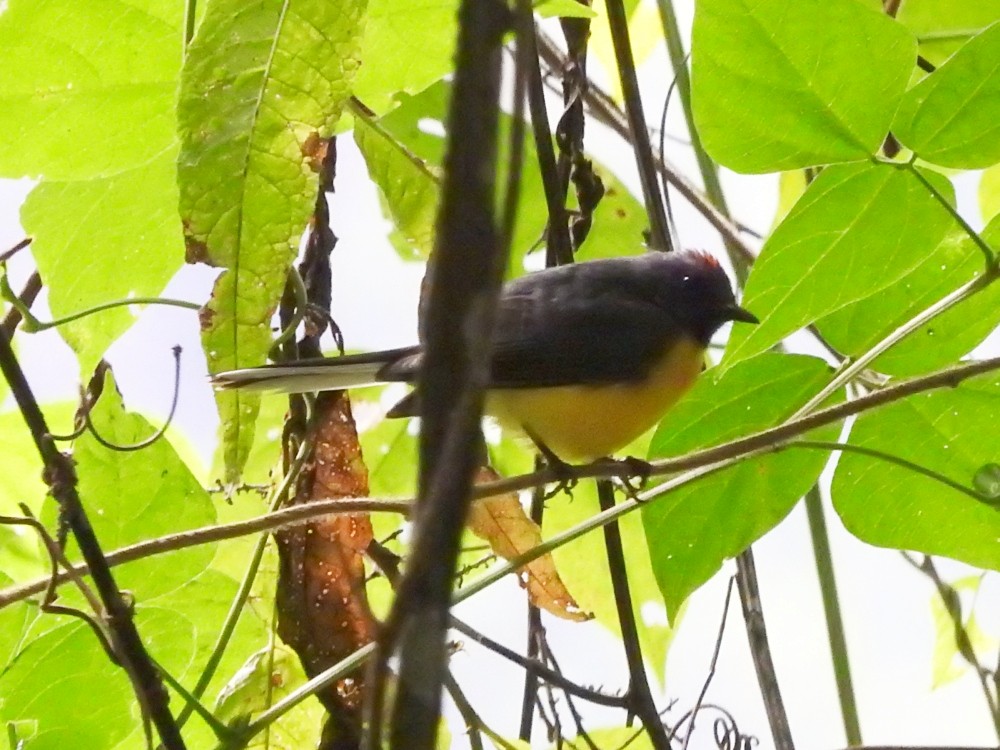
[592,455,652,499]
[542,454,579,500]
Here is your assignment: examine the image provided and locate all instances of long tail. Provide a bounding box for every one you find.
[211,346,420,394]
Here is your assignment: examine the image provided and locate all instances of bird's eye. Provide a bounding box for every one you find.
[682,275,690,282]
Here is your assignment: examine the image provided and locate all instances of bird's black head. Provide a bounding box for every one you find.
[645,250,758,346]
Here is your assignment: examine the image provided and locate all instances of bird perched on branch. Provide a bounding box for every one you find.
[214,250,757,465]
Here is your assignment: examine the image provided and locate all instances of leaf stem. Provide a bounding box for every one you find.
[0,270,199,332]
[803,486,862,746]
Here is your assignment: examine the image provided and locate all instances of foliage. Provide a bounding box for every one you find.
[0,0,999,747]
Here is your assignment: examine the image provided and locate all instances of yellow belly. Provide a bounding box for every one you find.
[485,338,706,461]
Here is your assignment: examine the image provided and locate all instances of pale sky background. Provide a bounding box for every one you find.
[1,2,999,748]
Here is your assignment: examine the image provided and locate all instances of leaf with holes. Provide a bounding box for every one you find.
[178,0,367,481]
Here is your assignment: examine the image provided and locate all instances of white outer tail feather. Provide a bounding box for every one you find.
[212,361,386,394]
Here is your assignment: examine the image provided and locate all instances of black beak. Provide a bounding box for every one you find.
[726,304,759,325]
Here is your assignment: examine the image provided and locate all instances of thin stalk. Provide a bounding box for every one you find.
[803,487,862,746]
[654,0,749,283]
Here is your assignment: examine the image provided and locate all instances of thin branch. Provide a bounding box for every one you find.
[375,2,510,748]
[675,576,735,749]
[0,237,32,263]
[653,0,749,281]
[450,617,629,709]
[604,0,672,252]
[596,480,671,748]
[0,332,186,749]
[901,554,1000,740]
[8,353,1000,616]
[793,268,999,418]
[735,548,793,750]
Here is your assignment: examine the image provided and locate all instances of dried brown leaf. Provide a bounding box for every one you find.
[467,467,591,622]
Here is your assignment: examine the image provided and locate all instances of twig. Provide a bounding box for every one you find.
[604,0,672,252]
[522,17,573,266]
[596,480,671,748]
[0,331,187,749]
[654,0,748,281]
[450,616,629,709]
[735,548,793,750]
[8,353,1000,615]
[0,237,32,263]
[901,553,1000,740]
[676,576,736,749]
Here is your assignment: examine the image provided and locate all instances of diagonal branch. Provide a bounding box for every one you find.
[0,331,187,750]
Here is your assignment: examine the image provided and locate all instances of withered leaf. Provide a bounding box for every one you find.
[467,467,591,622]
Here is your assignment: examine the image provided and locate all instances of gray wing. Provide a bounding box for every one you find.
[381,260,678,389]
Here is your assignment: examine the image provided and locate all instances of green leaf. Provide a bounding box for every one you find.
[178,0,367,481]
[691,0,914,172]
[0,0,182,180]
[214,643,325,748]
[364,81,649,271]
[54,370,217,601]
[929,575,995,689]
[559,727,652,749]
[832,374,1000,571]
[352,0,459,114]
[20,147,186,373]
[897,0,1000,67]
[645,354,837,619]
[0,572,34,670]
[893,22,1000,169]
[0,623,137,749]
[817,216,1000,376]
[724,162,958,370]
[535,0,598,19]
[980,163,1000,224]
[354,114,440,260]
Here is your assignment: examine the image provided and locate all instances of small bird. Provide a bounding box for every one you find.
[213,250,757,463]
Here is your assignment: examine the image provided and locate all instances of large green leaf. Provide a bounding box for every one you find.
[352,0,459,114]
[0,572,34,671]
[723,162,958,370]
[893,22,1000,169]
[21,147,186,373]
[0,622,136,750]
[832,375,1000,571]
[817,216,1000,376]
[178,0,367,481]
[645,354,837,619]
[0,0,181,180]
[51,370,217,601]
[897,1,1000,67]
[691,0,914,172]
